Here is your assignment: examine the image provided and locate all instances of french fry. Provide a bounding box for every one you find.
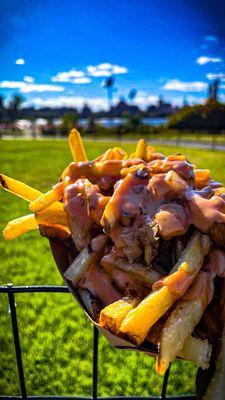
[3,207,69,240]
[120,164,145,178]
[156,269,214,374]
[120,286,176,345]
[68,128,88,162]
[3,214,37,240]
[177,336,212,370]
[99,298,138,334]
[135,139,147,160]
[29,182,64,213]
[0,174,42,201]
[156,298,204,374]
[36,208,68,227]
[64,247,95,286]
[95,147,127,161]
[119,231,211,345]
[194,169,211,188]
[0,173,64,214]
[146,146,164,162]
[148,324,212,370]
[67,160,123,184]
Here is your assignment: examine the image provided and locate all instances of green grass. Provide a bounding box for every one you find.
[0,139,225,397]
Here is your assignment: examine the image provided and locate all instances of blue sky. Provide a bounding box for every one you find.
[1,0,225,110]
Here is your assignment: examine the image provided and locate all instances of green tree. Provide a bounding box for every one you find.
[61,111,79,135]
[8,94,24,127]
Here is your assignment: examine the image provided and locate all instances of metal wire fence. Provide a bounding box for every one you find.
[0,284,196,400]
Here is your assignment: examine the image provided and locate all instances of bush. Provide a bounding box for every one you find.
[168,101,225,132]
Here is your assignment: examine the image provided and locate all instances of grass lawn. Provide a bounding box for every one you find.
[0,139,225,397]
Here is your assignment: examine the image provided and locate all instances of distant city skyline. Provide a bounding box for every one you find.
[1,0,225,110]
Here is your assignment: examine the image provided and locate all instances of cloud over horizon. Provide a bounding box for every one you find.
[25,96,109,111]
[163,79,207,92]
[0,81,64,93]
[23,91,207,111]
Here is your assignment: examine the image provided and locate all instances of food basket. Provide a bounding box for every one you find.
[50,237,158,356]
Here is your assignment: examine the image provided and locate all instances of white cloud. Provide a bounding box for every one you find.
[204,35,218,42]
[52,69,85,83]
[133,93,158,109]
[15,58,25,65]
[23,76,34,83]
[163,79,207,92]
[97,63,112,70]
[0,81,64,93]
[73,77,92,84]
[196,56,222,65]
[111,65,128,74]
[87,63,128,77]
[88,67,111,77]
[25,96,109,111]
[206,72,225,80]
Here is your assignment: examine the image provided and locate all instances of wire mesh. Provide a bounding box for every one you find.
[0,284,196,400]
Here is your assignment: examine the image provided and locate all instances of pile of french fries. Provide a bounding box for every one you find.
[1,129,225,380]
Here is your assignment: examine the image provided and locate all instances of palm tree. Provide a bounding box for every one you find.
[102,76,116,107]
[128,89,137,103]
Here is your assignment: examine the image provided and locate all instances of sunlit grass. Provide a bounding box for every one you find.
[0,139,224,396]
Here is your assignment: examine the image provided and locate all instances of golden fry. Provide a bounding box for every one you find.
[68,128,88,162]
[0,173,64,214]
[119,232,211,345]
[3,214,37,240]
[99,298,138,334]
[36,208,68,227]
[135,139,147,160]
[0,174,42,201]
[3,208,69,240]
[29,182,64,213]
[120,286,176,345]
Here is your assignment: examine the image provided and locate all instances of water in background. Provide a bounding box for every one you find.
[79,117,168,128]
